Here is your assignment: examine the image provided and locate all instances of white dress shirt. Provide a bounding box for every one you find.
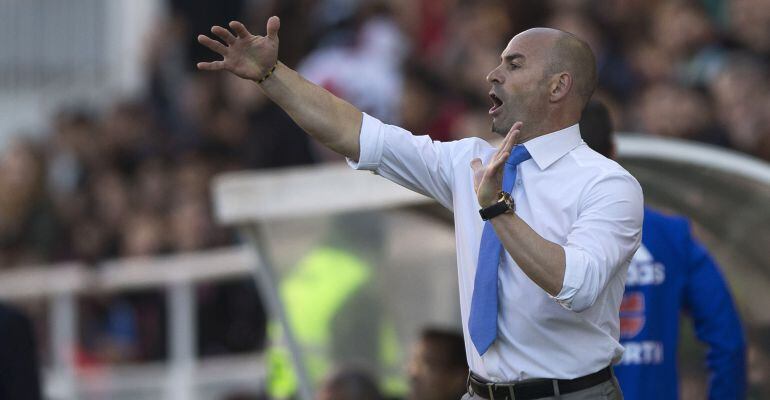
[348,113,644,382]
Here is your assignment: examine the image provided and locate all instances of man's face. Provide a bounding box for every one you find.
[407,340,467,400]
[486,33,554,135]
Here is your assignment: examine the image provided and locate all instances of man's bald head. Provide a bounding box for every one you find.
[541,28,597,108]
[511,28,597,105]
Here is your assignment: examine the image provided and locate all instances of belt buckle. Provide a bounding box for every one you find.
[507,383,516,400]
[486,382,495,400]
[467,374,517,400]
[486,381,516,400]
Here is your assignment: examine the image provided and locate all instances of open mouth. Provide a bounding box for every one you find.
[489,92,503,115]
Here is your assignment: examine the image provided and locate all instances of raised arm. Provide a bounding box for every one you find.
[196,17,362,160]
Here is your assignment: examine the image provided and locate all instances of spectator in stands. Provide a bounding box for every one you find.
[0,303,42,400]
[634,82,728,146]
[407,328,468,400]
[89,168,130,258]
[649,1,722,87]
[120,210,168,257]
[316,365,384,400]
[0,138,58,267]
[708,54,770,157]
[299,11,408,123]
[134,157,171,214]
[727,0,770,57]
[100,102,161,174]
[168,198,216,252]
[440,1,513,104]
[627,38,675,89]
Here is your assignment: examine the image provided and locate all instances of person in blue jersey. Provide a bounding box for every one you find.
[579,99,747,400]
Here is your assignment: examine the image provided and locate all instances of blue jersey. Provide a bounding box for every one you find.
[614,208,746,400]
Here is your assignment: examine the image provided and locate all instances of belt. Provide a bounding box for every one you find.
[466,366,612,400]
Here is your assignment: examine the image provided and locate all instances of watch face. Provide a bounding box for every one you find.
[500,192,514,211]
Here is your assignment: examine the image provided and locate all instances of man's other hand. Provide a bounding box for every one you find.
[196,17,280,81]
[470,122,522,207]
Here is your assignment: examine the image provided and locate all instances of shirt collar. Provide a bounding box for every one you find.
[522,123,583,170]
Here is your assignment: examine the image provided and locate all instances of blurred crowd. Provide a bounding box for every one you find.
[0,0,769,386]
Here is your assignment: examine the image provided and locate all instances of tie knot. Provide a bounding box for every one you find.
[506,145,532,167]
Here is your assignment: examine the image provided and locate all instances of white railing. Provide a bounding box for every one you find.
[0,246,265,400]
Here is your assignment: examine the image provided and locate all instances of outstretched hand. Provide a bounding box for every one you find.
[196,17,280,81]
[470,122,523,207]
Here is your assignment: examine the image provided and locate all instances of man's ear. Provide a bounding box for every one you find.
[549,72,572,103]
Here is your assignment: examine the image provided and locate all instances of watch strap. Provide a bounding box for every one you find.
[479,201,511,221]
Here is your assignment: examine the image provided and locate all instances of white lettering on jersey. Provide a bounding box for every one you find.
[619,341,664,365]
[626,245,666,287]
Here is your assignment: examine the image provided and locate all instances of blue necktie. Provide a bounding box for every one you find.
[469,145,531,355]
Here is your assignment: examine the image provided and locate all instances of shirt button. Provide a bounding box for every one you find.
[517,180,522,186]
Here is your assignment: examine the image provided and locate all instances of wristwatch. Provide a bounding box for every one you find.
[479,191,515,221]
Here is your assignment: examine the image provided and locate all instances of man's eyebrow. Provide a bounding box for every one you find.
[501,53,526,63]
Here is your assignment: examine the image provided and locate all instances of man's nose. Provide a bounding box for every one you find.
[486,65,503,84]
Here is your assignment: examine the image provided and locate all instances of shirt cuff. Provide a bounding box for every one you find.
[553,246,588,310]
[346,112,385,171]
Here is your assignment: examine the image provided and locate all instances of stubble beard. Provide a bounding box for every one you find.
[491,113,516,136]
[491,99,524,136]
[491,119,507,136]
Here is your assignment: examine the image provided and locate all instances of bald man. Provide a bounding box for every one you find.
[197,18,642,400]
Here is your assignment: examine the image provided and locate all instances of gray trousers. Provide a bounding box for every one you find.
[461,375,623,400]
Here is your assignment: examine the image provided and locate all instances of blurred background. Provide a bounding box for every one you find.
[0,0,769,399]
